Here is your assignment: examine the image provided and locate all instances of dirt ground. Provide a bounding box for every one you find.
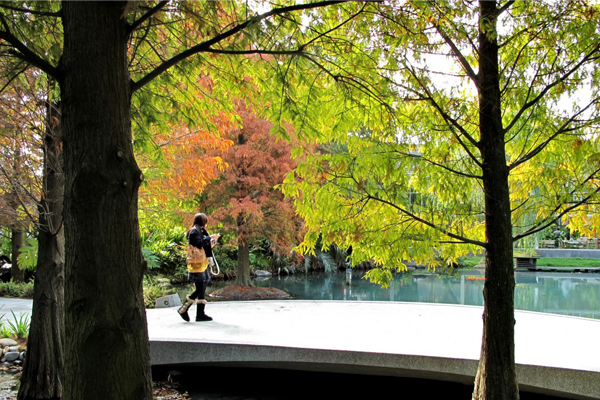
[0,371,190,400]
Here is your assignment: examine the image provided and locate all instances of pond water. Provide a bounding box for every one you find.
[208,269,600,320]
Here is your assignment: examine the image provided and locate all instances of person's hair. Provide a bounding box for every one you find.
[193,213,208,228]
[187,213,208,238]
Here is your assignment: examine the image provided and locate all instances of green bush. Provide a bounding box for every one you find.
[213,243,237,272]
[0,310,30,340]
[458,256,484,268]
[143,276,178,308]
[6,311,30,340]
[0,322,12,339]
[141,228,187,276]
[0,280,34,298]
[0,228,12,260]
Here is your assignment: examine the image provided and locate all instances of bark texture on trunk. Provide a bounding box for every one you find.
[61,3,152,399]
[472,2,519,400]
[10,228,24,282]
[235,241,252,286]
[18,100,64,400]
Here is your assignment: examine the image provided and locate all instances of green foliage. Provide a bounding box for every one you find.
[0,280,34,298]
[17,237,38,271]
[141,248,160,270]
[458,256,484,269]
[246,240,301,271]
[0,322,12,339]
[272,1,600,287]
[141,227,187,275]
[0,229,11,259]
[211,242,237,272]
[0,308,31,340]
[6,310,30,340]
[303,241,348,273]
[249,251,271,270]
[363,268,394,289]
[142,276,178,309]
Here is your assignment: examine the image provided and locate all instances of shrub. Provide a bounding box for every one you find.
[141,228,187,277]
[0,310,31,340]
[6,311,30,340]
[0,322,12,339]
[0,280,34,298]
[143,276,178,308]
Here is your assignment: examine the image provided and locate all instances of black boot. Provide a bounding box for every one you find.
[195,300,213,322]
[177,295,194,322]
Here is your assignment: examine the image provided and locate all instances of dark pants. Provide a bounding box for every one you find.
[190,280,206,301]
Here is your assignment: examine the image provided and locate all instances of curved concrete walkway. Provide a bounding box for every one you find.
[2,298,599,399]
[147,301,600,400]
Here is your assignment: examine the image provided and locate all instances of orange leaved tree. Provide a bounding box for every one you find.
[200,101,303,286]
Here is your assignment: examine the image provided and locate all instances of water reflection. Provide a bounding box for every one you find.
[212,270,600,319]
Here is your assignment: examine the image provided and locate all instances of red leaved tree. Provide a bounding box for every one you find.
[201,101,303,286]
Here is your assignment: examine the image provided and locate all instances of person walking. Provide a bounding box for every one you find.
[178,213,220,322]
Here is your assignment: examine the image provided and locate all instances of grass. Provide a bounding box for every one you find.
[5,311,30,340]
[0,309,30,341]
[536,257,600,267]
[458,256,484,268]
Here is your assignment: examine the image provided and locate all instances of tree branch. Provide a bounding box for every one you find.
[132,0,354,92]
[0,15,59,79]
[0,63,28,94]
[513,172,600,242]
[498,1,515,15]
[509,98,599,170]
[0,4,60,17]
[401,68,483,167]
[504,42,600,134]
[432,23,479,91]
[393,149,482,180]
[127,0,170,35]
[364,193,486,247]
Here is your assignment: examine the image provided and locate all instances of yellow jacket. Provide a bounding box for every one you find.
[187,260,209,273]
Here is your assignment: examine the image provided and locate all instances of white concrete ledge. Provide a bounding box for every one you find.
[3,297,598,398]
[147,301,600,400]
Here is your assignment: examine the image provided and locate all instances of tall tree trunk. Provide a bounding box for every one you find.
[18,100,64,400]
[10,228,24,282]
[235,241,252,286]
[473,2,519,400]
[10,141,25,283]
[234,135,253,286]
[60,3,152,400]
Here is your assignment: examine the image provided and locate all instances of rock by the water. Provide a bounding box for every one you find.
[0,339,17,347]
[4,352,19,362]
[254,270,272,277]
[7,346,20,353]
